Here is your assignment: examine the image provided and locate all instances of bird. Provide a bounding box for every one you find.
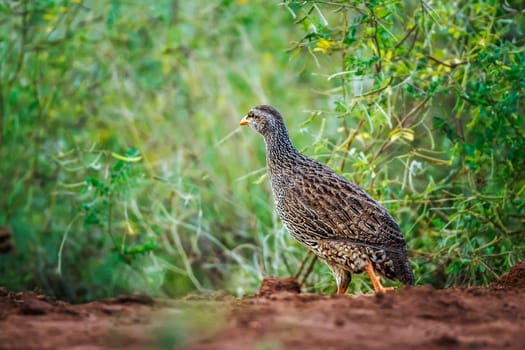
[239,105,414,294]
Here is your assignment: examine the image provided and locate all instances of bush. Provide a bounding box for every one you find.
[284,0,525,287]
[0,0,322,300]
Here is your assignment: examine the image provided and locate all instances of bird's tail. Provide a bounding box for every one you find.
[393,251,415,286]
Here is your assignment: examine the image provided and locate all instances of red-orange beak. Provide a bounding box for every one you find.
[239,115,249,126]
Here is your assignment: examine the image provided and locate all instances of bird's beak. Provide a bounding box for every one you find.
[239,115,249,126]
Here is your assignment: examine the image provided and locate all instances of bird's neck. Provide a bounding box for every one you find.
[263,130,298,167]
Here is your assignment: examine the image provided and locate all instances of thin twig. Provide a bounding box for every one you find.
[295,250,313,278]
[300,254,319,286]
[427,55,467,68]
[338,118,365,171]
[395,25,418,50]
[369,8,382,75]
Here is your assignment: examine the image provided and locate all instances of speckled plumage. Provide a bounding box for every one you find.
[240,105,414,293]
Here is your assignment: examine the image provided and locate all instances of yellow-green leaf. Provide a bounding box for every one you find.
[111,152,142,162]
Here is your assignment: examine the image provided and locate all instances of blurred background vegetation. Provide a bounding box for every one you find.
[0,0,523,302]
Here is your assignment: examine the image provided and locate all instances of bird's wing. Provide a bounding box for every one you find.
[282,162,407,252]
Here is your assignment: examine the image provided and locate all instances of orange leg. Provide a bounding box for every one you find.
[337,284,349,295]
[335,272,351,295]
[331,265,351,295]
[365,261,394,294]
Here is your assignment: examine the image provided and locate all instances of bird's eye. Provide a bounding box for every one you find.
[248,112,255,119]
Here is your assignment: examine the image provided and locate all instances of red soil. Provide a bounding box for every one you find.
[1,263,524,350]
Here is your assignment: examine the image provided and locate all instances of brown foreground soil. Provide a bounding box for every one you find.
[1,263,524,350]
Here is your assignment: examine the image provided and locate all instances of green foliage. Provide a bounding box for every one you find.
[0,0,324,300]
[284,0,525,287]
[0,0,523,301]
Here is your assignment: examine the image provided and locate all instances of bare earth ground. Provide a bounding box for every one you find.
[1,263,524,350]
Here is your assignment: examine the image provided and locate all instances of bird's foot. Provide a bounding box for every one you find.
[376,285,395,294]
[365,261,395,294]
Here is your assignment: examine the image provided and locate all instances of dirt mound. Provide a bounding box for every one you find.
[258,276,301,296]
[0,289,59,316]
[1,264,525,350]
[493,261,525,289]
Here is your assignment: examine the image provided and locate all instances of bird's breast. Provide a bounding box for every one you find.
[268,172,290,208]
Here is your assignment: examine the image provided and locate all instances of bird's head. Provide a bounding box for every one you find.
[239,105,287,137]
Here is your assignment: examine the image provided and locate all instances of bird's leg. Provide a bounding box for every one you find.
[337,284,349,295]
[331,265,351,295]
[365,261,394,294]
[326,262,352,295]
